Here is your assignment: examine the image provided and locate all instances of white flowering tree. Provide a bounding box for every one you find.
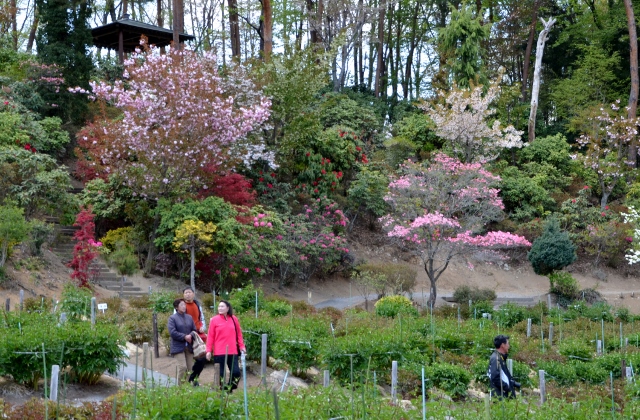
[574,101,639,210]
[420,82,524,163]
[380,154,531,306]
[622,207,640,265]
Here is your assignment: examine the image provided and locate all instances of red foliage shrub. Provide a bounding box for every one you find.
[199,172,256,207]
[67,207,99,288]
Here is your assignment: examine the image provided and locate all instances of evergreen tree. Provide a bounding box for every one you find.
[528,218,577,275]
[437,4,489,89]
[35,0,93,123]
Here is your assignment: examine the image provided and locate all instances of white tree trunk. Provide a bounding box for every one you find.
[190,236,196,291]
[528,17,556,143]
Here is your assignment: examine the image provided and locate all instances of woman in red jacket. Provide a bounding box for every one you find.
[205,300,246,392]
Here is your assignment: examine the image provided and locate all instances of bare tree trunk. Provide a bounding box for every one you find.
[521,0,540,101]
[228,0,240,57]
[10,0,17,50]
[374,0,386,97]
[172,0,184,49]
[528,17,555,143]
[26,15,38,53]
[624,0,638,164]
[262,0,273,61]
[357,0,364,86]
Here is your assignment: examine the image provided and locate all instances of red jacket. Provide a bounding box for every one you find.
[206,314,246,356]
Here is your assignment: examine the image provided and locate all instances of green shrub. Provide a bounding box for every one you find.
[0,312,124,388]
[375,295,418,318]
[470,300,494,318]
[119,385,223,419]
[60,282,92,320]
[27,220,54,256]
[424,362,471,398]
[100,227,135,252]
[264,300,292,317]
[229,284,263,314]
[528,218,576,275]
[511,360,533,388]
[558,339,593,361]
[384,137,417,168]
[567,301,613,321]
[149,291,179,313]
[549,271,579,301]
[430,329,466,353]
[240,317,284,361]
[470,359,491,390]
[452,285,496,304]
[23,296,52,313]
[571,360,608,384]
[496,302,527,328]
[616,307,631,322]
[273,329,319,375]
[64,321,125,384]
[109,241,138,276]
[595,353,623,378]
[537,360,577,386]
[128,294,150,309]
[120,308,154,345]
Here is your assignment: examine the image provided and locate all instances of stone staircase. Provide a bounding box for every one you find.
[50,222,145,298]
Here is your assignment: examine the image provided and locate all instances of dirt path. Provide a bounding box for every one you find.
[261,259,640,313]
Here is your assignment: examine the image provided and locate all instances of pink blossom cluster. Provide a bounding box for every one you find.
[448,231,531,247]
[88,239,103,247]
[253,213,273,228]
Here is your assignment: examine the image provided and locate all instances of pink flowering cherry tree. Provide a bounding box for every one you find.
[380,153,531,306]
[75,46,272,199]
[74,45,272,273]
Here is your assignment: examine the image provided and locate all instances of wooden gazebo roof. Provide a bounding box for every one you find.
[92,16,195,61]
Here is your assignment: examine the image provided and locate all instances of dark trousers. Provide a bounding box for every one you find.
[189,357,207,383]
[213,354,241,391]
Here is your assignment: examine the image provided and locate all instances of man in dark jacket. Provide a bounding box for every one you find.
[488,334,520,398]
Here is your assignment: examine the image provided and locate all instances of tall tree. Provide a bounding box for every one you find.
[228,0,240,57]
[528,17,555,142]
[623,0,638,163]
[35,0,93,123]
[437,4,489,88]
[374,0,385,97]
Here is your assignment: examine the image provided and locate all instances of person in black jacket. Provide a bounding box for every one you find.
[488,334,520,398]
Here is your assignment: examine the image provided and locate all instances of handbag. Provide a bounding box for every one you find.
[191,331,206,359]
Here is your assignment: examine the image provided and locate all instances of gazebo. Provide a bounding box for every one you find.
[91,15,195,63]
